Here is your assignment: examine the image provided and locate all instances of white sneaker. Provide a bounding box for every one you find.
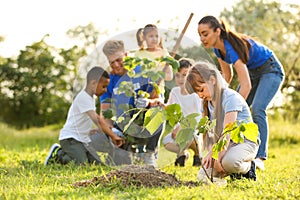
[254,158,265,171]
[143,152,157,168]
[44,143,61,166]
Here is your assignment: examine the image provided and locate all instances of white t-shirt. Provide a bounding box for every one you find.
[162,86,203,145]
[59,90,96,143]
[167,87,202,119]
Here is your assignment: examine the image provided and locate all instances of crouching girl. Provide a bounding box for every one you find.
[185,62,259,181]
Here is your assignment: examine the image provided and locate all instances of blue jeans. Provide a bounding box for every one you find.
[246,55,285,160]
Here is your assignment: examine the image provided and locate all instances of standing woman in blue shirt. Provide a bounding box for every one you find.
[197,15,285,170]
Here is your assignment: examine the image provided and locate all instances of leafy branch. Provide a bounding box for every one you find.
[102,55,179,139]
[211,121,259,160]
[204,120,258,183]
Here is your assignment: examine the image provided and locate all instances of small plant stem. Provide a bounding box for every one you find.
[211,159,215,182]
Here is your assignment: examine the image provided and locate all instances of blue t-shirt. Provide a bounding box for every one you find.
[207,88,252,123]
[213,39,273,70]
[100,66,153,118]
[205,88,259,143]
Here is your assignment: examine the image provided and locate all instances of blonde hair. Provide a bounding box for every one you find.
[136,24,163,50]
[185,61,226,145]
[102,40,125,57]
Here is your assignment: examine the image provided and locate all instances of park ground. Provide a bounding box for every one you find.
[1,118,300,200]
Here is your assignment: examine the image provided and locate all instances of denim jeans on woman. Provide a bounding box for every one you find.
[246,55,285,160]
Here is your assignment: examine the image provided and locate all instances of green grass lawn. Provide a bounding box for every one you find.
[1,119,300,200]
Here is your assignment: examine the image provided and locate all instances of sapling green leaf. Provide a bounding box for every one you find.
[197,116,209,133]
[196,116,215,135]
[123,109,144,133]
[175,128,195,153]
[185,113,201,120]
[118,82,135,97]
[241,122,259,144]
[212,121,259,161]
[165,104,183,121]
[116,116,125,123]
[230,126,245,144]
[143,107,165,135]
[111,116,117,122]
[155,56,180,70]
[168,118,176,127]
[212,144,219,160]
[111,116,125,123]
[137,90,150,98]
[223,122,238,133]
[142,57,153,65]
[199,116,209,125]
[181,113,200,129]
[162,123,174,136]
[152,82,160,96]
[127,70,136,78]
[143,107,161,127]
[212,138,228,160]
[124,56,141,71]
[143,71,161,82]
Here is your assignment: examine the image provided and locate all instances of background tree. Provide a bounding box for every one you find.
[220,0,300,120]
[0,36,86,128]
[66,23,108,96]
[0,36,6,65]
[66,23,107,58]
[0,23,116,128]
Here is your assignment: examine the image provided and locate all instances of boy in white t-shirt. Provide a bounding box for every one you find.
[162,58,203,167]
[44,67,124,165]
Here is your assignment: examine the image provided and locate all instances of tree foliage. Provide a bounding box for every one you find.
[66,23,107,58]
[0,37,86,128]
[0,23,105,128]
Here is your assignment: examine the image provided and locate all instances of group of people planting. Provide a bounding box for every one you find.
[44,15,285,183]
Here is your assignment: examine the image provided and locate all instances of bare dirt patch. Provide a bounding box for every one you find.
[73,164,200,188]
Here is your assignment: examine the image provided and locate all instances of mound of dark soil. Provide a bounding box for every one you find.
[73,164,200,188]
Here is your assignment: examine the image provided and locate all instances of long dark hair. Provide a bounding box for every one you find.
[198,15,252,64]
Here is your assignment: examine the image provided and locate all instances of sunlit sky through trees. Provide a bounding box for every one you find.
[0,0,241,57]
[0,0,298,57]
